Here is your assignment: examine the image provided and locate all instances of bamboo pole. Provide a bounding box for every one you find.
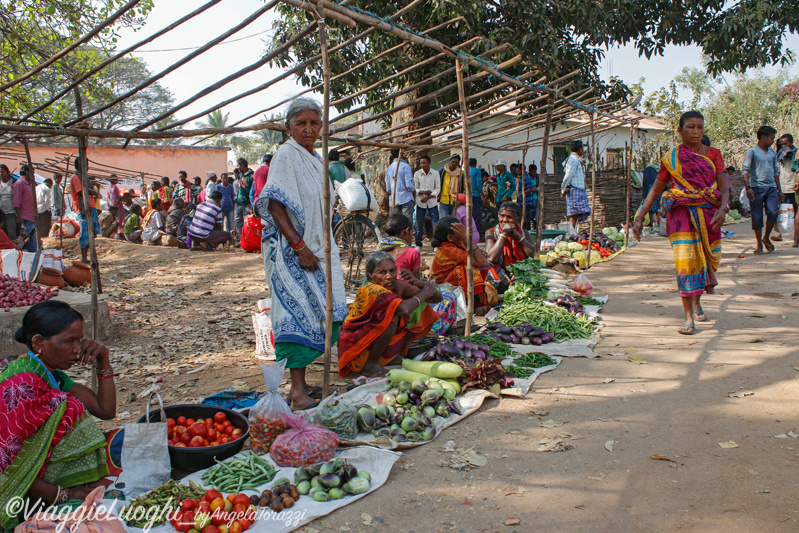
[626,124,634,232]
[586,112,598,268]
[60,155,72,251]
[455,58,474,336]
[18,138,39,249]
[315,5,334,400]
[521,127,530,229]
[535,97,554,257]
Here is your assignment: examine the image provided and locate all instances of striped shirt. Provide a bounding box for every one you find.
[561,153,586,191]
[188,200,223,238]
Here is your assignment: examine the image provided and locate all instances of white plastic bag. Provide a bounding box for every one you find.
[777,202,795,234]
[739,188,750,211]
[252,298,275,359]
[121,392,171,498]
[336,177,378,212]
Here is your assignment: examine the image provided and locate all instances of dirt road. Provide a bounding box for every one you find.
[52,226,799,532]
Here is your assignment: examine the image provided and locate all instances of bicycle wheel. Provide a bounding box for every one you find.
[335,213,382,292]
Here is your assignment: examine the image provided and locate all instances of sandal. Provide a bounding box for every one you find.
[692,308,708,322]
[764,242,775,252]
[677,322,695,335]
[753,248,764,255]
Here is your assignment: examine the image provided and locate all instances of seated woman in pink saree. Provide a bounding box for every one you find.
[633,111,730,335]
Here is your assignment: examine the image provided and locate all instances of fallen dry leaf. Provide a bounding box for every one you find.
[626,347,638,353]
[504,518,520,526]
[538,419,563,428]
[361,514,373,526]
[650,454,671,461]
[718,441,739,449]
[605,440,616,452]
[728,390,754,398]
[628,356,648,365]
[602,378,615,383]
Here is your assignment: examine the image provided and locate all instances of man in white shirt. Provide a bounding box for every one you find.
[36,178,53,241]
[385,149,415,222]
[412,155,440,249]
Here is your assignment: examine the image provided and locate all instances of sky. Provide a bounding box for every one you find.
[115,0,799,127]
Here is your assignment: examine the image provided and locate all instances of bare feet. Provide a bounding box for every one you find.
[360,362,388,377]
[290,394,316,411]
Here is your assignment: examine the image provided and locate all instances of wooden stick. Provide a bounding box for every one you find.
[315,6,334,401]
[18,138,39,249]
[60,155,72,251]
[66,0,280,127]
[536,97,554,258]
[521,131,529,230]
[0,0,144,93]
[626,124,634,231]
[18,0,224,124]
[455,58,474,336]
[586,112,597,268]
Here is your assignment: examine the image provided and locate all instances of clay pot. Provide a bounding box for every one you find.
[36,267,65,289]
[63,261,92,287]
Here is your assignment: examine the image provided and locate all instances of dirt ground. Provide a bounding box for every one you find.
[53,225,799,532]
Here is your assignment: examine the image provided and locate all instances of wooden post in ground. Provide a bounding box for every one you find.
[315,4,333,400]
[626,125,634,233]
[59,155,72,251]
[19,138,39,249]
[586,112,597,268]
[390,148,402,215]
[456,57,474,336]
[535,97,554,258]
[521,143,528,229]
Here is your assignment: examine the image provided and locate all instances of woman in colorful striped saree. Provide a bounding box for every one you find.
[0,301,116,528]
[633,111,731,335]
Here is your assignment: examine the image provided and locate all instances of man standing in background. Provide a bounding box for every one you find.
[234,157,254,239]
[251,154,271,203]
[328,149,347,187]
[412,155,440,250]
[70,158,100,262]
[36,177,53,243]
[560,140,591,231]
[385,149,415,222]
[495,160,515,204]
[438,154,462,217]
[468,158,483,230]
[0,164,16,239]
[776,133,798,247]
[51,173,65,220]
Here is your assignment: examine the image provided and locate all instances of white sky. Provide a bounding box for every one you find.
[115,0,799,127]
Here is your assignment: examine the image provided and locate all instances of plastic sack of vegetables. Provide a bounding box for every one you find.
[269,413,339,467]
[571,273,593,296]
[308,396,358,439]
[248,359,294,454]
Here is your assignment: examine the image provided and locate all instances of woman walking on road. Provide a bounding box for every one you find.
[633,111,730,335]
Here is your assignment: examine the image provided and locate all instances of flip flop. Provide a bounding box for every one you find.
[307,386,323,399]
[677,322,695,335]
[764,242,775,252]
[293,401,319,411]
[692,308,708,322]
[753,248,764,255]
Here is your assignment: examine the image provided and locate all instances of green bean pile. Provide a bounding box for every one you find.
[121,479,206,528]
[201,452,277,492]
[463,334,514,360]
[497,299,597,340]
[506,352,557,378]
[576,296,602,306]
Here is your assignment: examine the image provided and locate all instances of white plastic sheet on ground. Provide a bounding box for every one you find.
[304,359,557,451]
[115,446,400,533]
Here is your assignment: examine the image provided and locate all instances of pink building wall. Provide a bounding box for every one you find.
[0,143,229,184]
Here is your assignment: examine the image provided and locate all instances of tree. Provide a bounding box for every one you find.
[0,0,155,125]
[268,0,798,140]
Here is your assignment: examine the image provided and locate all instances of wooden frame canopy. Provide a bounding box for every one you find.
[0,0,641,396]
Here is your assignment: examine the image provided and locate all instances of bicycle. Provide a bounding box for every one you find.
[333,175,382,292]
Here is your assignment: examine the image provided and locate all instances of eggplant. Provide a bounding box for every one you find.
[496,326,513,335]
[476,344,490,353]
[513,326,526,337]
[521,337,531,345]
[449,401,463,416]
[485,322,503,330]
[453,338,466,351]
[531,337,543,346]
[438,343,465,359]
[530,327,544,337]
[541,332,555,343]
[419,348,436,361]
[499,334,514,343]
[472,350,486,359]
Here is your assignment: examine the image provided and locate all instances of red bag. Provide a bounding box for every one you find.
[240,215,264,252]
[269,413,339,467]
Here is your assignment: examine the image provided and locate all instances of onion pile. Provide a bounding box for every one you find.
[0,275,58,311]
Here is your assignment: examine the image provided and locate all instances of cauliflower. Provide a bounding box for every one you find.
[559,250,572,258]
[572,250,587,267]
[567,242,584,252]
[589,250,601,264]
[555,241,570,252]
[546,251,560,261]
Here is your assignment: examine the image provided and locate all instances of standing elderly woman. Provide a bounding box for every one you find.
[254,97,346,411]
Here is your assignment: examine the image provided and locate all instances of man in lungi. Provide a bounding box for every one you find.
[560,140,591,231]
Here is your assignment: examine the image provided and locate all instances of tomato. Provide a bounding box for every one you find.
[181,500,197,512]
[176,511,195,533]
[168,440,176,446]
[223,499,233,513]
[217,525,229,533]
[197,501,212,514]
[189,436,206,448]
[203,418,212,426]
[175,426,188,436]
[228,521,242,533]
[189,422,208,439]
[231,503,247,519]
[238,519,251,531]
[186,418,196,426]
[177,416,187,426]
[211,510,229,526]
[174,442,187,447]
[220,436,230,444]
[222,420,232,428]
[224,426,235,436]
[202,526,221,533]
[206,428,217,440]
[214,423,225,432]
[180,432,192,445]
[226,494,237,503]
[233,494,250,507]
[167,418,176,427]
[209,497,226,512]
[209,441,220,446]
[214,412,227,423]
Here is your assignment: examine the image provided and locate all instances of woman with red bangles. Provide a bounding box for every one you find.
[253,97,347,411]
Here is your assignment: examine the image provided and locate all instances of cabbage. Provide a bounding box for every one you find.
[602,227,615,236]
[567,242,584,252]
[546,251,559,261]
